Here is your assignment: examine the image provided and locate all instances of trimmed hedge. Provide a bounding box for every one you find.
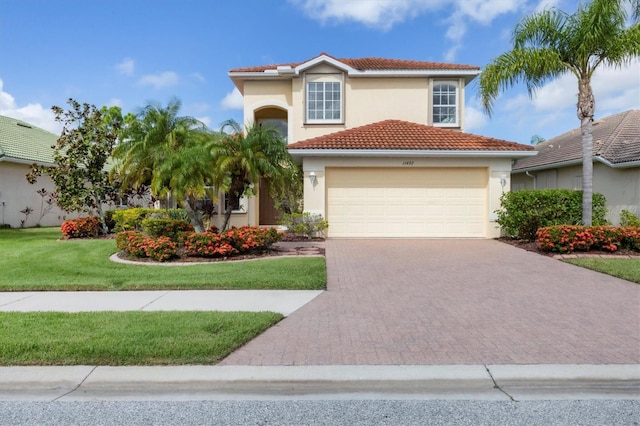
[496,189,607,240]
[536,225,640,254]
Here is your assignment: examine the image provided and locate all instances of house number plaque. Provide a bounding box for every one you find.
[402,161,414,166]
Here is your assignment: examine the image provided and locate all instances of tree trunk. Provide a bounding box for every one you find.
[93,195,109,235]
[183,196,205,233]
[577,77,595,226]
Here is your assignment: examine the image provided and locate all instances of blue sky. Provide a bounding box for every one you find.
[1,0,638,145]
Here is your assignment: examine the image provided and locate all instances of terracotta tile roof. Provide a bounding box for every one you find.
[513,110,640,171]
[229,52,480,73]
[0,115,58,164]
[287,120,534,152]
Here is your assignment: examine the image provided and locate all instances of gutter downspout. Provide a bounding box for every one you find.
[525,171,537,189]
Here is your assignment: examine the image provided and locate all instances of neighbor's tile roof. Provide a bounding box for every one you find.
[287,120,534,152]
[0,115,58,164]
[513,110,640,171]
[230,52,480,73]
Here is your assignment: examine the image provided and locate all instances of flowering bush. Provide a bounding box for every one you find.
[115,231,177,261]
[537,225,639,254]
[184,226,282,258]
[621,227,640,251]
[184,232,238,258]
[117,226,282,261]
[61,216,101,239]
[142,236,178,262]
[116,230,147,258]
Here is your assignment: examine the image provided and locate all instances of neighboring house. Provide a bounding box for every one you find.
[0,115,150,229]
[0,115,79,228]
[228,53,535,238]
[511,110,640,225]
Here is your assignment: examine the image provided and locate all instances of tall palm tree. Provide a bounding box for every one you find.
[210,120,297,231]
[479,0,639,225]
[112,98,214,232]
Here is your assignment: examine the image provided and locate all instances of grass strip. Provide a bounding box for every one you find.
[563,258,640,283]
[0,311,282,365]
[0,228,326,291]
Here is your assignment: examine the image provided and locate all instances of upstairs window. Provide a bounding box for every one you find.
[432,82,458,126]
[306,77,342,124]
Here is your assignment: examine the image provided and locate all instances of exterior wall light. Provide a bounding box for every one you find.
[500,174,508,189]
[309,171,317,185]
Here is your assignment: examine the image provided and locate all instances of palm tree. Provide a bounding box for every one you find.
[479,0,639,225]
[112,98,214,232]
[210,120,298,231]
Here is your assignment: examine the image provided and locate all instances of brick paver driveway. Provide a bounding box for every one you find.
[221,239,640,365]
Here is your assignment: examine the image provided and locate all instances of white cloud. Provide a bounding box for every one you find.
[115,58,135,76]
[138,71,179,89]
[107,98,122,107]
[196,116,211,127]
[289,0,522,61]
[220,88,243,110]
[0,79,61,134]
[289,0,438,30]
[535,0,561,12]
[464,104,488,131]
[191,72,206,83]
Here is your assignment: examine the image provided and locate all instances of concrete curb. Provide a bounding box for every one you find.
[1,364,638,401]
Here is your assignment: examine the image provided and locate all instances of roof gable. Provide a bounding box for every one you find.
[513,110,640,171]
[0,115,58,164]
[287,120,535,153]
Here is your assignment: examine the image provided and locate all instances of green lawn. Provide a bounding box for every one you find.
[564,257,640,284]
[0,311,282,365]
[0,227,326,291]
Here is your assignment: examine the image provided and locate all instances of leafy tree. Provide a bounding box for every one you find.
[210,120,298,231]
[27,99,121,233]
[112,98,214,232]
[479,0,639,226]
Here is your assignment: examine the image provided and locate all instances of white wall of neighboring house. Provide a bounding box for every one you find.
[0,161,81,228]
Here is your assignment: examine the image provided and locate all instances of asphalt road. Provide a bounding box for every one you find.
[1,400,638,425]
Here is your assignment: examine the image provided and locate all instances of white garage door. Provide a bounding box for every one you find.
[326,167,488,238]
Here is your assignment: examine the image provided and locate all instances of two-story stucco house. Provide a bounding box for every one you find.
[228,53,535,238]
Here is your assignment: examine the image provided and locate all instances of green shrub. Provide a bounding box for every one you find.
[164,208,190,222]
[280,212,328,239]
[620,210,640,227]
[141,218,194,240]
[496,189,607,240]
[112,208,157,232]
[103,210,116,233]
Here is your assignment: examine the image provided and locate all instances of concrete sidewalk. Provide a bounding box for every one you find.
[1,364,638,401]
[0,290,323,316]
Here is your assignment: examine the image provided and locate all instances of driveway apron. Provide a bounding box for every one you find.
[220,239,640,366]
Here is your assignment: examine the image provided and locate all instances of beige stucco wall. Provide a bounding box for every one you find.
[302,156,512,238]
[0,161,81,228]
[511,163,640,224]
[241,64,466,145]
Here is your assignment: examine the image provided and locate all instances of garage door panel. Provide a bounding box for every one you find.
[326,168,487,238]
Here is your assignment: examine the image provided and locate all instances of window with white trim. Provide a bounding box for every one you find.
[432,82,458,126]
[306,76,342,123]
